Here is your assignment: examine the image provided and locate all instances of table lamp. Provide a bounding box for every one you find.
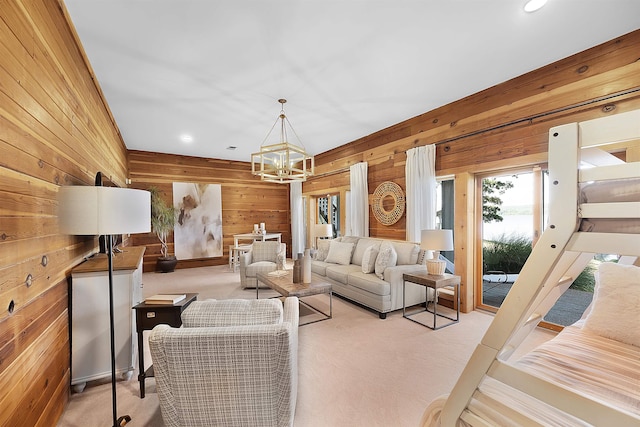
[314,223,333,248]
[421,229,453,276]
[58,185,150,427]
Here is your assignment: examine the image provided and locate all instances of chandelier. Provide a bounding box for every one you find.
[251,99,314,183]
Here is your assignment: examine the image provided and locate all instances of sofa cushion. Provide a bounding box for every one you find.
[347,272,390,297]
[392,241,420,265]
[326,264,361,283]
[245,261,277,277]
[311,260,332,276]
[315,239,332,261]
[325,241,355,265]
[352,238,381,266]
[340,236,360,245]
[375,241,397,279]
[361,245,378,274]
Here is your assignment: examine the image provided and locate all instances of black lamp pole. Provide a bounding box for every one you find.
[107,236,131,427]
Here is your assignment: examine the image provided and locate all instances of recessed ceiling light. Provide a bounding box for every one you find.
[524,0,547,12]
[180,134,193,143]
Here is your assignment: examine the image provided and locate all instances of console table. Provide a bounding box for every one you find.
[132,293,198,398]
[70,246,145,393]
[403,272,460,330]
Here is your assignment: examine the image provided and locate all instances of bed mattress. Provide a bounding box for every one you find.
[578,178,640,233]
[468,322,640,426]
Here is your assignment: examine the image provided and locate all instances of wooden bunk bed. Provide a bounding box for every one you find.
[421,109,640,426]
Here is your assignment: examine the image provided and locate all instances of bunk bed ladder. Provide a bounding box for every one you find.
[439,110,640,426]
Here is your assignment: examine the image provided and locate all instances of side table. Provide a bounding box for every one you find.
[403,273,460,330]
[132,293,198,398]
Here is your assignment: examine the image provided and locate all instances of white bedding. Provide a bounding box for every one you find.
[469,322,640,426]
[423,323,640,426]
[578,178,640,233]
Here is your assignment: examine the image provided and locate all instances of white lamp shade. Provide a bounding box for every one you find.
[58,186,151,235]
[314,223,333,238]
[420,229,453,251]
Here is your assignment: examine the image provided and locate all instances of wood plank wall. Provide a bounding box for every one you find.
[127,151,291,272]
[303,29,640,313]
[1,2,639,424]
[0,0,130,425]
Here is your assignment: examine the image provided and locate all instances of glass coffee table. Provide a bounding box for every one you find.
[256,270,332,325]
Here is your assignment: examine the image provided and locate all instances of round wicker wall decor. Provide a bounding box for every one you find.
[371,181,405,226]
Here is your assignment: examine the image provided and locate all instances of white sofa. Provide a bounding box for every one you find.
[311,236,431,319]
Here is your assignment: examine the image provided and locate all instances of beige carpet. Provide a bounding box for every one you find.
[57,264,555,427]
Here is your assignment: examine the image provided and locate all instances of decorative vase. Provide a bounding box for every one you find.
[303,249,311,284]
[293,259,301,283]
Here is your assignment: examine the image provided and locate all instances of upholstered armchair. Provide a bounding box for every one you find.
[239,241,287,288]
[149,297,299,427]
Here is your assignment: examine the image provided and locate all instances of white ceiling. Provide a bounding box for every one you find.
[63,1,640,163]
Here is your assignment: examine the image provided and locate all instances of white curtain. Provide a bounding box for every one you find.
[405,145,436,243]
[290,181,305,255]
[349,162,369,237]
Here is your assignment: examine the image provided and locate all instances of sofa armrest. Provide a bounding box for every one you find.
[239,250,252,267]
[383,263,428,284]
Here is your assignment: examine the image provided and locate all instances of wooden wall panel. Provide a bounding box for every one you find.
[304,29,640,312]
[128,150,291,272]
[2,3,640,425]
[0,0,130,424]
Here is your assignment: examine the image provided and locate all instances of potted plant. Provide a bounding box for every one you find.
[149,187,179,273]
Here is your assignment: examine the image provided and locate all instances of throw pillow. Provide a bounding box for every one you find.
[361,246,379,274]
[583,262,640,347]
[374,241,397,279]
[417,249,428,265]
[315,239,332,261]
[325,241,355,265]
[393,242,420,265]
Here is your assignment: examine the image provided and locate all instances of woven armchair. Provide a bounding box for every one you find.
[239,241,287,288]
[149,297,299,427]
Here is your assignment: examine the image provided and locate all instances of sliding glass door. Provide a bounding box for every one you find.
[478,169,542,311]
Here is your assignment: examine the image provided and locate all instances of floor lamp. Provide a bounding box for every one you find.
[59,185,150,427]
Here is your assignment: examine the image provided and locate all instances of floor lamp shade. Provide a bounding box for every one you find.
[58,186,151,235]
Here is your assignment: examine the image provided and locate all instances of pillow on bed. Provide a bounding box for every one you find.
[583,262,640,347]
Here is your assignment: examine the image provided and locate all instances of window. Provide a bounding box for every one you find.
[436,178,455,268]
[317,193,340,238]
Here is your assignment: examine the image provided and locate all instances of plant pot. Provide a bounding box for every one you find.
[157,256,178,273]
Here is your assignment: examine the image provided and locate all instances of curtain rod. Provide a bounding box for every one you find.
[434,87,640,146]
[311,87,640,179]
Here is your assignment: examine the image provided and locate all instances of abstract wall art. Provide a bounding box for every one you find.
[173,182,223,259]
